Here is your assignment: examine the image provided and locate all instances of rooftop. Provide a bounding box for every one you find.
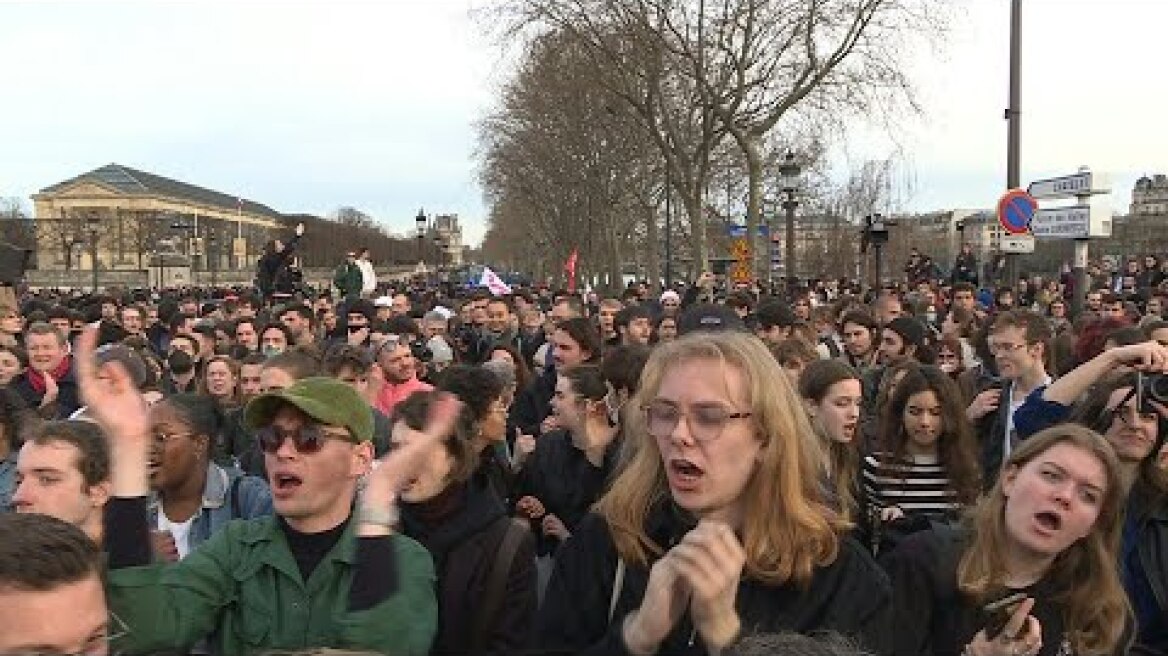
[39,163,284,219]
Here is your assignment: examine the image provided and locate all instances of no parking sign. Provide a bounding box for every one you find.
[997,189,1037,235]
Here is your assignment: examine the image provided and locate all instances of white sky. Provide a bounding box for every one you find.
[0,0,1164,247]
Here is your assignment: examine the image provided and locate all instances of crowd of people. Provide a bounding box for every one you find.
[0,243,1167,656]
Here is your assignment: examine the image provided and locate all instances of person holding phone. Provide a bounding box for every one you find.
[882,424,1130,656]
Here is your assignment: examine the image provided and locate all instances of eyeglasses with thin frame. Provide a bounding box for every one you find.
[256,423,351,454]
[987,341,1030,356]
[642,401,752,442]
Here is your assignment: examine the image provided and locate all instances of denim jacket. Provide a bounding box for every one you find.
[149,462,273,552]
[0,452,16,512]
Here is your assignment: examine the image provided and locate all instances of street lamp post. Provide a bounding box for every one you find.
[86,216,100,292]
[415,209,427,266]
[778,151,802,292]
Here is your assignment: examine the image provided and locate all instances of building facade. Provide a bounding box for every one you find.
[1131,174,1168,216]
[32,164,280,286]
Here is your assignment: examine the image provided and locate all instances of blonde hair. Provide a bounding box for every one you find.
[595,331,846,586]
[957,424,1129,655]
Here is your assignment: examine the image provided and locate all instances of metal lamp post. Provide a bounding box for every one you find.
[86,216,100,292]
[778,151,802,291]
[415,209,427,265]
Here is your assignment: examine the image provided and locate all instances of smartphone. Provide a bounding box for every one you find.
[983,591,1028,640]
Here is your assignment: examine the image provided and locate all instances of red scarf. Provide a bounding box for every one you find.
[27,355,71,394]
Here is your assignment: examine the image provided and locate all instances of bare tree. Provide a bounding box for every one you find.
[331,206,376,229]
[478,31,657,291]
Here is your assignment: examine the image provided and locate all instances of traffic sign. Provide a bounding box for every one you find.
[727,225,770,238]
[1000,235,1035,254]
[997,189,1036,235]
[1029,205,1112,239]
[1027,171,1110,200]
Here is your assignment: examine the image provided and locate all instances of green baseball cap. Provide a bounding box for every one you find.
[244,377,374,444]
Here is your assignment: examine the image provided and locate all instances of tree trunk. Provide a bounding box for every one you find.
[681,192,707,281]
[645,202,661,292]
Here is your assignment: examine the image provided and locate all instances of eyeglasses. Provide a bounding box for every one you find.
[987,342,1029,355]
[256,423,351,454]
[1107,404,1158,426]
[642,401,752,442]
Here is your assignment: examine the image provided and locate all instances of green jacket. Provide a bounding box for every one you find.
[107,516,437,655]
[334,261,363,301]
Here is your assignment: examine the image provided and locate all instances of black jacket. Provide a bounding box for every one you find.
[533,507,893,656]
[881,526,1128,656]
[510,367,557,437]
[10,365,80,419]
[515,429,617,556]
[401,481,537,656]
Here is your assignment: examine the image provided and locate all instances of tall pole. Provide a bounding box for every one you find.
[1005,0,1023,287]
[784,196,797,292]
[664,165,673,288]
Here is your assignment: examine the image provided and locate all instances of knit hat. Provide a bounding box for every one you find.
[659,290,681,304]
[886,317,929,350]
[244,377,374,443]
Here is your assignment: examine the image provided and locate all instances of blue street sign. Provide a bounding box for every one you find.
[727,225,770,238]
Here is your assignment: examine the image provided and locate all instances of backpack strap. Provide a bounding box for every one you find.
[470,517,528,652]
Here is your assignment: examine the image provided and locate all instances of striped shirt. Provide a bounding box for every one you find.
[862,451,961,519]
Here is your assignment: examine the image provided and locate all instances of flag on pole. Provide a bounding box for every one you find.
[479,266,512,296]
[564,248,579,293]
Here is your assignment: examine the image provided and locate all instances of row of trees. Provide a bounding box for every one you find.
[476,0,945,291]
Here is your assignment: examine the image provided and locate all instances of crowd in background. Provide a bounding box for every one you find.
[0,239,1167,656]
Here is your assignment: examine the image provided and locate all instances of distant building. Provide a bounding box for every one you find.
[31,164,280,285]
[1132,174,1168,215]
[430,214,464,267]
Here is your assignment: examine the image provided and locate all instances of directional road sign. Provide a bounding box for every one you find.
[997,189,1036,235]
[1027,171,1110,200]
[1029,205,1112,239]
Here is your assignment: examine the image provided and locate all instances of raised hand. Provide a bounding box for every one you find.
[622,555,691,655]
[76,328,151,445]
[39,372,59,408]
[76,328,153,497]
[668,521,745,649]
[361,393,461,514]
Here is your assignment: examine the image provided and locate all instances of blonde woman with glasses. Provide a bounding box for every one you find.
[533,331,891,655]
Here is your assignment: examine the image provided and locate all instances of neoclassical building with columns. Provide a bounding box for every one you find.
[32,163,282,286]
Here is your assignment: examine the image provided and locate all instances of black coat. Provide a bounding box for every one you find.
[510,367,557,437]
[533,507,893,656]
[401,481,537,656]
[514,429,617,556]
[880,526,1128,656]
[10,365,80,419]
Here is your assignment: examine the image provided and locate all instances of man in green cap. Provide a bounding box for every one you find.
[76,328,453,655]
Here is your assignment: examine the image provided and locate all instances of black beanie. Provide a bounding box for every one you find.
[886,317,928,349]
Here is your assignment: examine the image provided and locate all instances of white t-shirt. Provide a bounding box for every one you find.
[158,511,196,560]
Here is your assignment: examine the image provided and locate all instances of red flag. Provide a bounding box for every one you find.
[564,248,579,293]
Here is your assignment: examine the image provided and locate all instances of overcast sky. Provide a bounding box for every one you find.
[0,0,1163,247]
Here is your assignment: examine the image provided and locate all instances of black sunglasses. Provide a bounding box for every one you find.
[256,424,348,454]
